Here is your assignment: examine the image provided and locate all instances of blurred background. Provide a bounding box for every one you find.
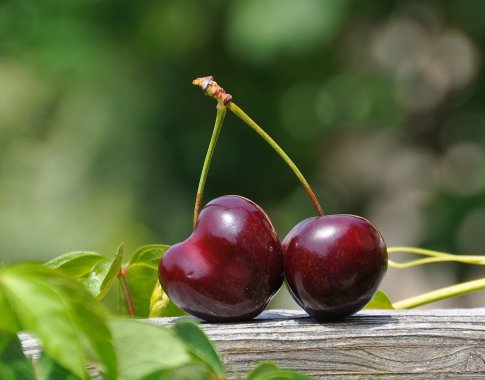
[1,0,485,308]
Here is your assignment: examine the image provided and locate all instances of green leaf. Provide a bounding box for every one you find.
[0,264,117,379]
[46,244,125,301]
[365,290,395,310]
[0,331,36,380]
[109,319,191,380]
[39,353,83,380]
[45,251,111,300]
[129,244,170,269]
[0,287,21,332]
[246,361,312,380]
[99,243,125,300]
[172,320,225,376]
[158,363,211,380]
[149,281,186,318]
[122,245,170,318]
[246,362,279,379]
[123,265,157,318]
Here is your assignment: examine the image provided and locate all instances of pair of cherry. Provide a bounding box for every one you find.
[159,195,387,322]
[158,77,388,323]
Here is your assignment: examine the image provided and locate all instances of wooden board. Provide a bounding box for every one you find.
[20,309,485,379]
[152,309,485,379]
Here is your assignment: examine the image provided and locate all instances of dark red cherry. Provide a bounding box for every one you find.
[283,214,388,321]
[159,195,284,322]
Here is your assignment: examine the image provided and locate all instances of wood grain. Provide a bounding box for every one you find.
[20,309,485,379]
[152,309,485,379]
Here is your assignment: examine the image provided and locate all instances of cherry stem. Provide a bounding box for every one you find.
[393,278,485,309]
[193,106,227,227]
[192,76,324,217]
[228,103,324,216]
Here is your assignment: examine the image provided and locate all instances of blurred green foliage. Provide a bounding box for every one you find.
[1,0,485,294]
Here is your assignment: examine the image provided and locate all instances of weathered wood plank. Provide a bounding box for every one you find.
[20,309,485,379]
[152,309,485,379]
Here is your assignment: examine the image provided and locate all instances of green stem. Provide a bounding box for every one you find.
[393,278,485,309]
[389,246,484,258]
[389,256,485,269]
[118,269,136,317]
[388,246,485,268]
[193,106,227,227]
[228,102,324,216]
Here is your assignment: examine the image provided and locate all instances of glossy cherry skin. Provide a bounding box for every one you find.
[159,195,284,322]
[283,214,388,321]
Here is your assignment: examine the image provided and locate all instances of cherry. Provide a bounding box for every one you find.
[159,195,284,322]
[283,214,388,321]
